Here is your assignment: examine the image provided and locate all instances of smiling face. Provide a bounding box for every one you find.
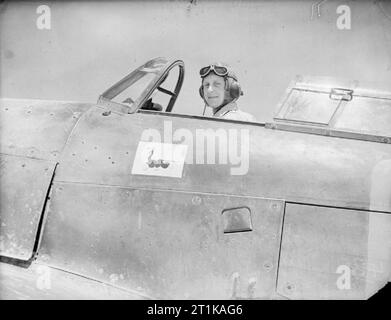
[202,73,227,109]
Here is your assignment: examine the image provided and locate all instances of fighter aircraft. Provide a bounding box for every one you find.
[0,57,390,299]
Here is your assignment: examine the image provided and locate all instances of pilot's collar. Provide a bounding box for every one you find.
[213,101,238,117]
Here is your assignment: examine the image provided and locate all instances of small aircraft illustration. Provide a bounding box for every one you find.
[0,57,390,299]
[146,149,170,169]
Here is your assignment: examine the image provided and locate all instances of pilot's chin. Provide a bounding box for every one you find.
[206,101,218,108]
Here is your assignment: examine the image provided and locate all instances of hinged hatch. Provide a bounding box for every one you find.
[0,155,57,261]
[273,76,391,142]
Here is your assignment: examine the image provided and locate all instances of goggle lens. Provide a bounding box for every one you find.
[200,65,228,77]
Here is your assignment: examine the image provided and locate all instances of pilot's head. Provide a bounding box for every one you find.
[199,62,243,109]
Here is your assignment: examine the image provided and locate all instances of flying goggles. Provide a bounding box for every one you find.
[199,65,229,78]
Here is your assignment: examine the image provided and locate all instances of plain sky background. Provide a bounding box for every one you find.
[1,0,391,122]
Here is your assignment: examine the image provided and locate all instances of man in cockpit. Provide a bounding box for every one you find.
[199,62,256,121]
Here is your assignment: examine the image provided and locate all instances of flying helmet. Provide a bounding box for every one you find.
[199,62,243,105]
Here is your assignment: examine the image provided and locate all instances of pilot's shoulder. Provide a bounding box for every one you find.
[223,110,256,122]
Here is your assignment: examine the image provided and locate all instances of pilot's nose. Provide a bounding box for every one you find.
[207,85,214,93]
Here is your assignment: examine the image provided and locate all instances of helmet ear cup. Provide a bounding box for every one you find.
[227,78,242,99]
[199,85,204,99]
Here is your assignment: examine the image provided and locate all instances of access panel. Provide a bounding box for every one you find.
[0,154,57,260]
[277,203,391,299]
[36,183,284,299]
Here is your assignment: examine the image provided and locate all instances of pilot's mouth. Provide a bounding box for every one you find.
[207,96,219,99]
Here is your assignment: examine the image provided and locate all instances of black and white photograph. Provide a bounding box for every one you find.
[0,0,390,305]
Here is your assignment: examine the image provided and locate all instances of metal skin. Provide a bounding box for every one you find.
[0,99,90,261]
[0,58,390,299]
[0,154,56,260]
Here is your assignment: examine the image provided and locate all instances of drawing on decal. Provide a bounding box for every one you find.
[132,141,187,178]
[146,149,170,169]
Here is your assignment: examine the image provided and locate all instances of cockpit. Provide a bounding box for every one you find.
[97,57,391,144]
[98,57,184,114]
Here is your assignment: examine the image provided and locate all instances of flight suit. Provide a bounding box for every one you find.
[213,101,256,122]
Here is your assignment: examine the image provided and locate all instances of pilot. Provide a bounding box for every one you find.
[199,62,256,121]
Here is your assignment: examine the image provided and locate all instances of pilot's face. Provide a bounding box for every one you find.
[202,73,226,108]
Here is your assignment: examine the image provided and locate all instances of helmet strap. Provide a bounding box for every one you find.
[202,103,207,116]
